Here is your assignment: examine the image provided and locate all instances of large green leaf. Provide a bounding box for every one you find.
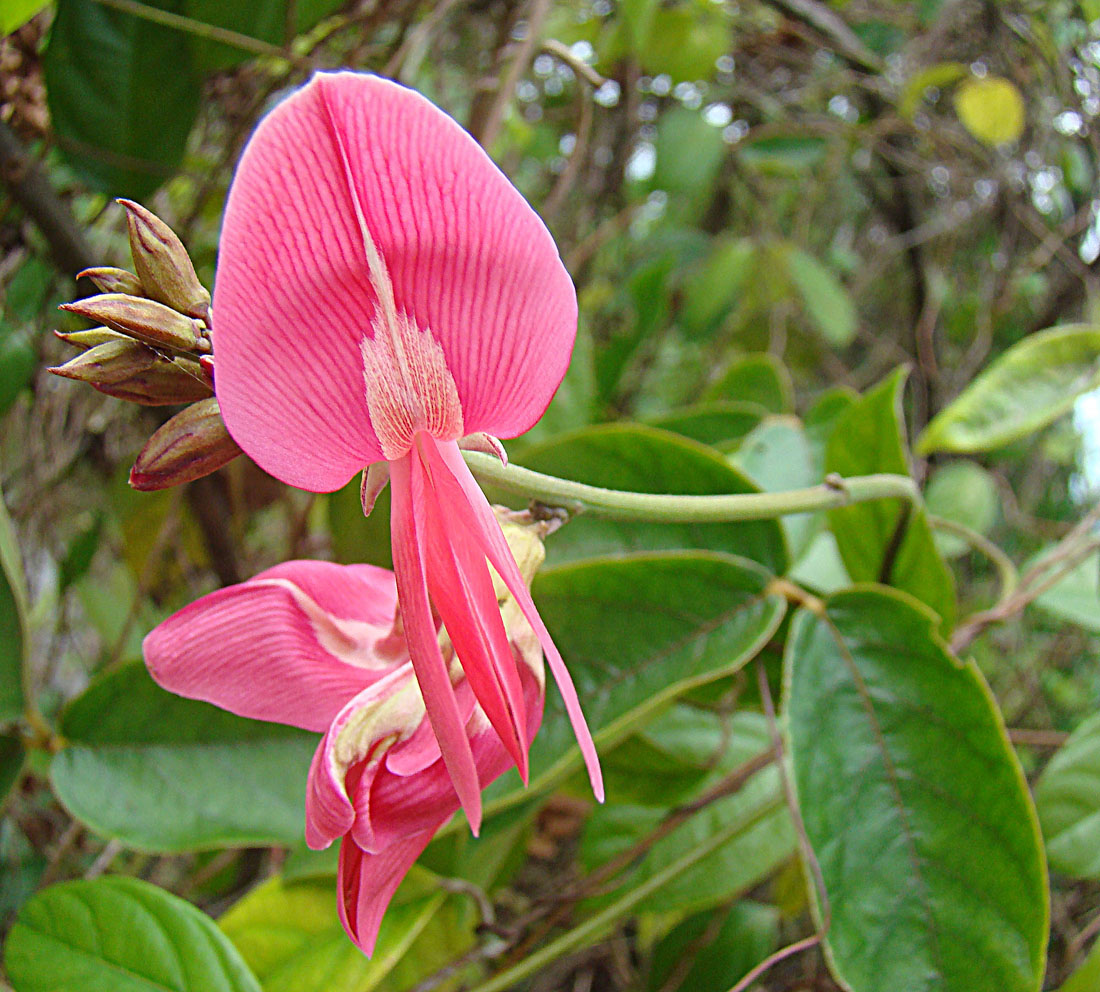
[513,425,788,574]
[219,869,466,992]
[783,587,1048,992]
[825,369,956,627]
[924,460,1000,558]
[580,712,793,918]
[0,491,27,725]
[5,875,262,992]
[44,0,202,198]
[917,325,1100,455]
[644,401,765,450]
[1035,711,1100,879]
[483,552,786,814]
[50,662,316,851]
[1033,550,1100,632]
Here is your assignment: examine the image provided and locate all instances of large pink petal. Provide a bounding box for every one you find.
[389,454,482,834]
[213,72,577,491]
[337,826,444,956]
[435,442,605,802]
[143,560,397,732]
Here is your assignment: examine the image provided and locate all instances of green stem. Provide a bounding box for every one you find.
[463,452,918,523]
[926,514,1018,597]
[467,792,784,992]
[90,0,291,58]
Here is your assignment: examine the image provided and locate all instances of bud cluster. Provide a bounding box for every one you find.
[51,200,241,490]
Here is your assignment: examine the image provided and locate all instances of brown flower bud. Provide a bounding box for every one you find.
[92,356,214,406]
[118,199,211,320]
[76,266,144,297]
[129,398,242,490]
[54,327,130,350]
[60,294,203,353]
[49,339,160,385]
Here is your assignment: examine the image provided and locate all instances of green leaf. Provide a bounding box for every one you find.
[186,0,346,71]
[917,325,1100,455]
[327,475,393,570]
[1033,550,1100,632]
[59,511,104,592]
[826,369,956,627]
[1,0,50,33]
[651,107,727,215]
[783,587,1048,992]
[1035,711,1100,879]
[1058,933,1100,992]
[898,61,967,119]
[219,870,460,992]
[647,900,779,992]
[955,76,1026,146]
[637,4,729,81]
[0,491,27,725]
[580,713,793,917]
[644,401,765,449]
[680,237,759,339]
[738,134,828,175]
[5,875,262,992]
[703,353,795,413]
[484,552,786,814]
[784,246,858,347]
[51,662,316,851]
[513,425,788,574]
[924,460,1000,558]
[731,416,820,559]
[44,0,202,198]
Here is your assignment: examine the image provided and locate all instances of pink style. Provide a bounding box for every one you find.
[211,71,602,831]
[144,560,544,954]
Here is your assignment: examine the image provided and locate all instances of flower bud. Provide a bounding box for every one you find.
[130,398,242,490]
[77,266,144,296]
[92,356,214,406]
[60,294,204,354]
[118,199,211,320]
[54,327,130,350]
[49,338,160,385]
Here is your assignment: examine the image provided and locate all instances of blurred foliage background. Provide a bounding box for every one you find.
[4,0,1100,989]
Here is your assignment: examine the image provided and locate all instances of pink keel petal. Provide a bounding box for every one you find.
[389,455,483,834]
[418,442,528,779]
[213,72,578,493]
[143,560,395,732]
[435,442,604,802]
[337,826,444,956]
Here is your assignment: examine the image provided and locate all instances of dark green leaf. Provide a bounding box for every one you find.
[513,425,788,573]
[680,237,759,339]
[484,552,786,813]
[59,512,104,591]
[51,662,316,851]
[738,135,828,174]
[784,587,1048,992]
[825,369,956,627]
[703,353,794,413]
[326,475,393,570]
[644,401,765,449]
[44,0,202,198]
[0,491,27,725]
[0,733,24,808]
[917,325,1100,455]
[1035,711,1100,879]
[5,875,262,992]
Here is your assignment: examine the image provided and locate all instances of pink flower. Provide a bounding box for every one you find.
[210,71,601,831]
[144,558,544,955]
